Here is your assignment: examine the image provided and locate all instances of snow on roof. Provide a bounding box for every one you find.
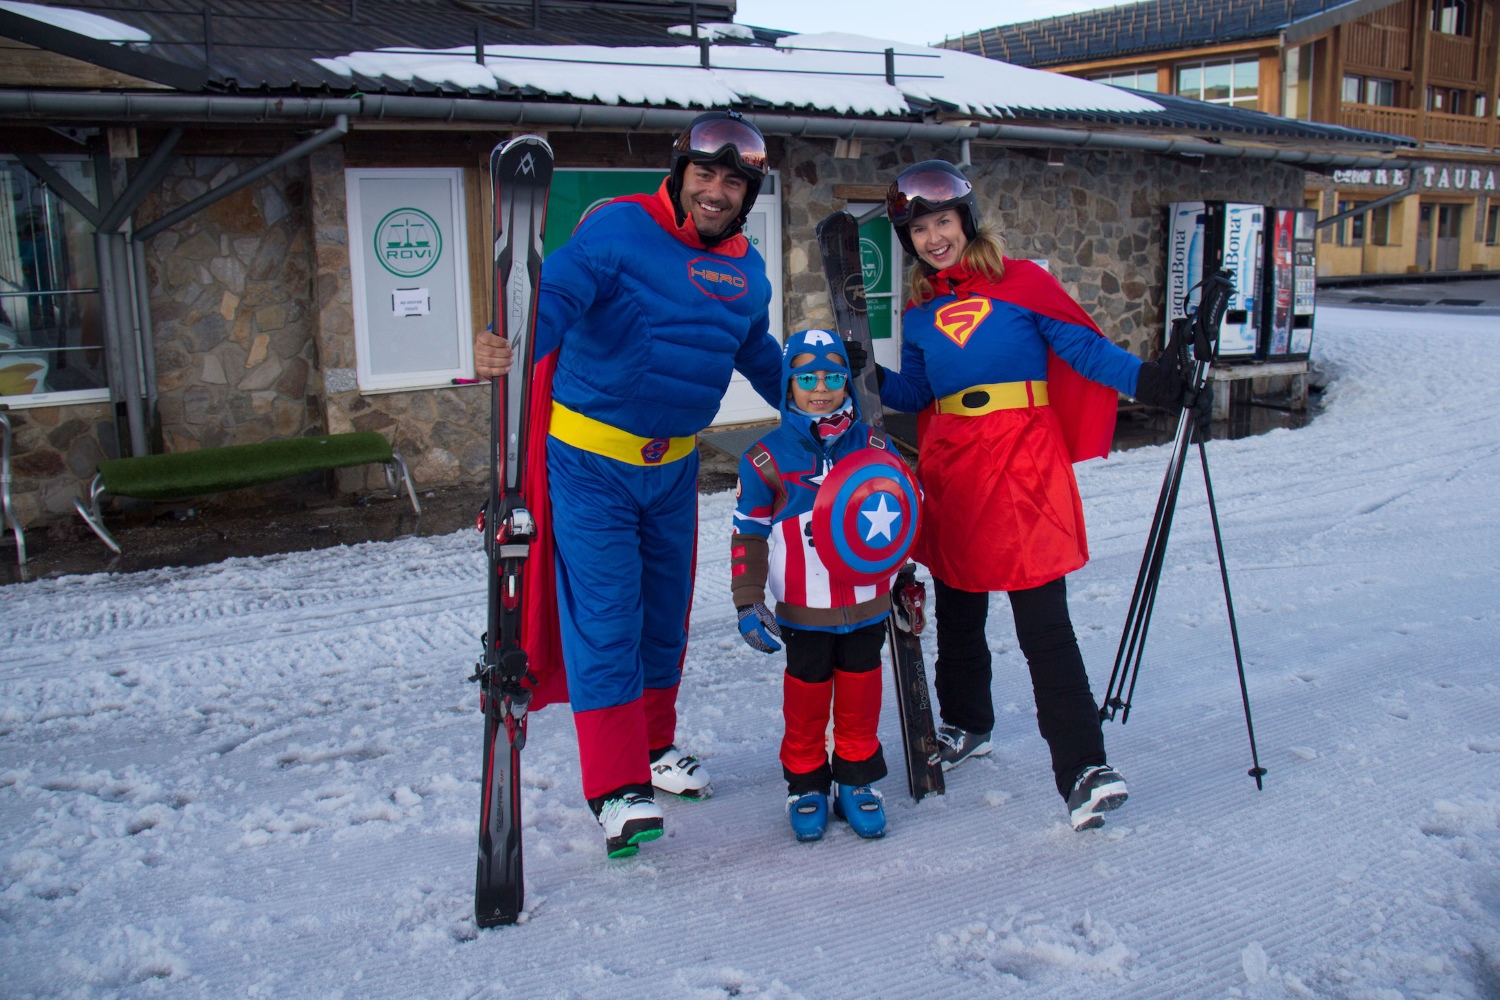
[0,0,151,43]
[667,22,756,43]
[313,31,1163,118]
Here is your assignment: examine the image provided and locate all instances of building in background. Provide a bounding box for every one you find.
[0,0,1410,532]
[945,0,1500,278]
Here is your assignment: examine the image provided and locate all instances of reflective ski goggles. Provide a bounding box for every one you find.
[675,115,768,177]
[886,166,974,226]
[792,372,848,391]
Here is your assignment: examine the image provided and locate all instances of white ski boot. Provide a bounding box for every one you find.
[650,745,712,799]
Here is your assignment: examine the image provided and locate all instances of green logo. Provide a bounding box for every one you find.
[859,236,884,290]
[375,207,442,277]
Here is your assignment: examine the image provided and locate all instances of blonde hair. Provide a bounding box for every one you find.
[907,223,1007,304]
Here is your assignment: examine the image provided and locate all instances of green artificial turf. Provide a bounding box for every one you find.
[97,432,394,501]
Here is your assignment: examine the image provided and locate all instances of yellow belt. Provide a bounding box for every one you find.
[936,380,1049,416]
[548,401,697,466]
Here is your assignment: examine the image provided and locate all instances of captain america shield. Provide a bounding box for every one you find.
[811,448,921,586]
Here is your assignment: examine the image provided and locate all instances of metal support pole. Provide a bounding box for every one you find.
[98,126,182,233]
[131,238,158,441]
[109,231,147,458]
[92,231,128,457]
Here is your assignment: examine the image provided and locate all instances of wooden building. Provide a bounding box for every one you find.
[946,0,1500,277]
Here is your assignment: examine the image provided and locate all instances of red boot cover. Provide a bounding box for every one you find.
[832,668,883,764]
[574,699,650,800]
[643,683,680,752]
[780,675,834,776]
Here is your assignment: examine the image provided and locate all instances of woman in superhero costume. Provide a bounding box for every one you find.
[872,160,1194,831]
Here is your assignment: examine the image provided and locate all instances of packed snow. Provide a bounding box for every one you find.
[2,305,1498,997]
[312,31,1162,118]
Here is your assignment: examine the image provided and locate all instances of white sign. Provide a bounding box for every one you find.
[392,288,430,317]
[345,167,472,392]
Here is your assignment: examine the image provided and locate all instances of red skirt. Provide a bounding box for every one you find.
[912,405,1088,593]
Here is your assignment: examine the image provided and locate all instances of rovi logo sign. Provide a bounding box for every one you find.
[375,207,442,278]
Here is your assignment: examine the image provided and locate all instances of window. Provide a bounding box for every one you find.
[1177,57,1259,109]
[1365,78,1396,106]
[1370,204,1393,246]
[1432,0,1471,35]
[1088,68,1158,92]
[0,158,108,407]
[1336,200,1367,246]
[1344,75,1397,106]
[1283,44,1313,120]
[1428,86,1465,113]
[1486,203,1500,245]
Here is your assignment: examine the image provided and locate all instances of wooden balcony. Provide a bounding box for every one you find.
[1339,102,1499,150]
[1343,21,1410,71]
[1428,32,1477,81]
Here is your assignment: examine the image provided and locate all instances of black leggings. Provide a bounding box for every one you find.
[932,575,1106,797]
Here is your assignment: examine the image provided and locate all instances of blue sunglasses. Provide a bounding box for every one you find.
[792,372,848,391]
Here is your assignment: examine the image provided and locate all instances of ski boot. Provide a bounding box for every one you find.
[935,725,993,771]
[832,783,886,839]
[1067,765,1129,831]
[786,791,829,842]
[650,745,712,799]
[596,791,664,858]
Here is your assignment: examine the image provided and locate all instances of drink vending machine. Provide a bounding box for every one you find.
[1166,201,1317,361]
[1260,207,1318,361]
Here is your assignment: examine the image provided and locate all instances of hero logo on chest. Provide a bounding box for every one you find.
[933,299,993,348]
[687,257,749,301]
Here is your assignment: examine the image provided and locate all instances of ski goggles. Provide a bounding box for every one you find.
[792,372,848,391]
[675,115,768,177]
[886,166,973,226]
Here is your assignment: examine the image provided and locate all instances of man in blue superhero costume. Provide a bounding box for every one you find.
[474,112,787,858]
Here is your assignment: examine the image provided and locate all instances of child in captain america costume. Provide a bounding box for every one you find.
[873,160,1198,832]
[473,112,789,857]
[730,330,898,842]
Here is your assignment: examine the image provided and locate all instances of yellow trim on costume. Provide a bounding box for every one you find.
[935,380,1049,416]
[548,401,697,465]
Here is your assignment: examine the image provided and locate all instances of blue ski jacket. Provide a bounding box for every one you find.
[534,190,785,439]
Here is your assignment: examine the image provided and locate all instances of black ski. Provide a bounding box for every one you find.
[473,134,553,928]
[816,210,945,802]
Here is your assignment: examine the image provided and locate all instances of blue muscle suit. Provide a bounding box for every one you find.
[532,181,783,801]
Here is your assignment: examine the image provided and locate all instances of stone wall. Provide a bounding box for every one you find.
[143,155,321,452]
[779,138,1306,358]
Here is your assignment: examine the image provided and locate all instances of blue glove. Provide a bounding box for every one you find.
[736,603,783,654]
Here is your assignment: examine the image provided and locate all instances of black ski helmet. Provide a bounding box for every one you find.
[886,159,980,258]
[668,110,768,238]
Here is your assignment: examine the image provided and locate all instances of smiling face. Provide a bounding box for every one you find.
[677,162,749,239]
[787,352,849,414]
[907,208,969,271]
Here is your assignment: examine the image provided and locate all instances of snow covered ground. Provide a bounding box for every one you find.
[2,305,1498,998]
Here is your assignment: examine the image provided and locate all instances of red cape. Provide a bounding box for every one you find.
[520,180,722,710]
[917,258,1119,463]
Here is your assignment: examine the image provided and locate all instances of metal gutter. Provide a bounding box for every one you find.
[0,91,1417,169]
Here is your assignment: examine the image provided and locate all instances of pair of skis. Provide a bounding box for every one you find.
[473,135,553,927]
[816,212,945,803]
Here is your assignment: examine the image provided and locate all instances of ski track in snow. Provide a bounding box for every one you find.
[1,306,1498,998]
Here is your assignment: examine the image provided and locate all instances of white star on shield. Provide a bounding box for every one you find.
[861,494,901,542]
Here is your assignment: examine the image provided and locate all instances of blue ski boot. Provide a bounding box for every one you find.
[786,791,828,842]
[832,783,886,839]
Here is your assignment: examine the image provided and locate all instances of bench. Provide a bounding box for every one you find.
[73,431,421,554]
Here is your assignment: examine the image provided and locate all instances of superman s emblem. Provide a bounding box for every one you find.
[933,299,993,347]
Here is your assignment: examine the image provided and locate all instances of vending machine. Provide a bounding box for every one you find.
[1165,201,1264,359]
[1259,207,1317,361]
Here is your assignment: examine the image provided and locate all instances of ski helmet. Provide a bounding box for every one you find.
[885,159,980,258]
[668,110,768,237]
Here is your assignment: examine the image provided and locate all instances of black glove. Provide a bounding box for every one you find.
[842,339,868,376]
[1133,359,1185,409]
